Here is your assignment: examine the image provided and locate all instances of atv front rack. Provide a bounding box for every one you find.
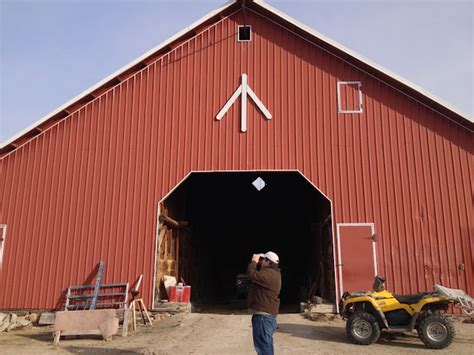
[435,284,474,315]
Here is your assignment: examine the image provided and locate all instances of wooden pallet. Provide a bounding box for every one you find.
[53,309,119,344]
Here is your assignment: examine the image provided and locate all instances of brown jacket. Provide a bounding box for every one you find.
[247,261,281,315]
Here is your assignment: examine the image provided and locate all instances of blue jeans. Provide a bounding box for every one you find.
[251,314,277,355]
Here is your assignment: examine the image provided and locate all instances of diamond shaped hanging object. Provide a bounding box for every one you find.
[252,177,266,191]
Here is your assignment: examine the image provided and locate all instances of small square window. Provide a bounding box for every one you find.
[238,25,251,42]
[337,81,363,113]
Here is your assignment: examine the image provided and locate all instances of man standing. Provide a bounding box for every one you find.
[247,251,281,355]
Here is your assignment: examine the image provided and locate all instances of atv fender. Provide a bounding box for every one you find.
[415,301,450,329]
[343,299,389,329]
[417,300,449,314]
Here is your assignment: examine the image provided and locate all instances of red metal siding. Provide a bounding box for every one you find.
[339,225,377,292]
[0,9,472,309]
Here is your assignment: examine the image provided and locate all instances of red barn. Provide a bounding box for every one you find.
[0,0,472,311]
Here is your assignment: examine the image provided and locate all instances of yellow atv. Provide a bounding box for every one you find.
[339,276,473,349]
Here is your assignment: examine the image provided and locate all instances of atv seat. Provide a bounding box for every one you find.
[393,293,427,304]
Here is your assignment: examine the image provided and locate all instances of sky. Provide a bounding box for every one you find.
[1,0,473,143]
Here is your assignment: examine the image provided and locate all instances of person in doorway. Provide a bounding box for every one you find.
[247,251,281,355]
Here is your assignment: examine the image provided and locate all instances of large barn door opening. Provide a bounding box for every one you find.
[153,171,335,313]
[337,223,378,293]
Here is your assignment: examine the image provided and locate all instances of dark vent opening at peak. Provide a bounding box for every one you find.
[238,25,251,41]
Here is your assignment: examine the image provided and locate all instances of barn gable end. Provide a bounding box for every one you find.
[0,0,472,310]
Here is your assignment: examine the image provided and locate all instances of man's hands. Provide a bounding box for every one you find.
[252,254,261,263]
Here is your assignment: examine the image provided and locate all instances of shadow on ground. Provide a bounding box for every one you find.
[377,333,426,350]
[16,331,57,343]
[276,322,348,343]
[63,346,143,354]
[16,333,146,353]
[276,321,444,350]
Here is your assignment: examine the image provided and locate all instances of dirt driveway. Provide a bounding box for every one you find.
[0,313,472,354]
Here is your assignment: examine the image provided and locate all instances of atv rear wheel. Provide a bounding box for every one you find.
[418,314,455,349]
[346,311,381,345]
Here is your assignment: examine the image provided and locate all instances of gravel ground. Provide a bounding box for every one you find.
[0,313,472,354]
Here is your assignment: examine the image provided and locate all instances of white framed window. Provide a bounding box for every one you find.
[0,224,6,268]
[237,25,252,42]
[337,81,363,113]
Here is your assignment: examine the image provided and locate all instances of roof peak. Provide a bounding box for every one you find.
[1,0,471,155]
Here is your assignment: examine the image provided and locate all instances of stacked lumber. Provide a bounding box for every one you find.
[154,302,192,313]
[300,301,337,321]
[0,312,38,332]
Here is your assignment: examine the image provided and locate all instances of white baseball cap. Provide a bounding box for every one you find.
[260,251,279,264]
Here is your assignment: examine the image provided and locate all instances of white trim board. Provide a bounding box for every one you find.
[216,73,272,132]
[0,224,7,268]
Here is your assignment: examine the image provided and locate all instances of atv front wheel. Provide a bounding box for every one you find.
[346,311,381,345]
[418,314,455,349]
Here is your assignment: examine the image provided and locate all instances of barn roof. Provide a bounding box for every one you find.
[1,0,472,156]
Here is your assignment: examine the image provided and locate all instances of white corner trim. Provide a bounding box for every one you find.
[0,224,6,267]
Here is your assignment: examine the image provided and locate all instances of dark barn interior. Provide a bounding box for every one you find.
[155,172,335,312]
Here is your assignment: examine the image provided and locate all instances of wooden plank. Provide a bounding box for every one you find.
[121,307,130,337]
[65,288,71,310]
[61,329,102,336]
[39,312,56,325]
[53,309,119,342]
[134,275,143,292]
[68,292,128,300]
[139,299,153,325]
[153,302,191,312]
[53,331,61,344]
[98,317,119,339]
[70,283,128,290]
[159,214,189,229]
[132,301,137,331]
[121,282,130,337]
[138,299,146,325]
[66,302,128,309]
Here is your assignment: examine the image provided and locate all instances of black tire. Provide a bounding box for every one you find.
[415,309,440,332]
[346,311,381,345]
[418,314,455,349]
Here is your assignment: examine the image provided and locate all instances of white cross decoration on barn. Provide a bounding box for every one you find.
[216,74,272,132]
